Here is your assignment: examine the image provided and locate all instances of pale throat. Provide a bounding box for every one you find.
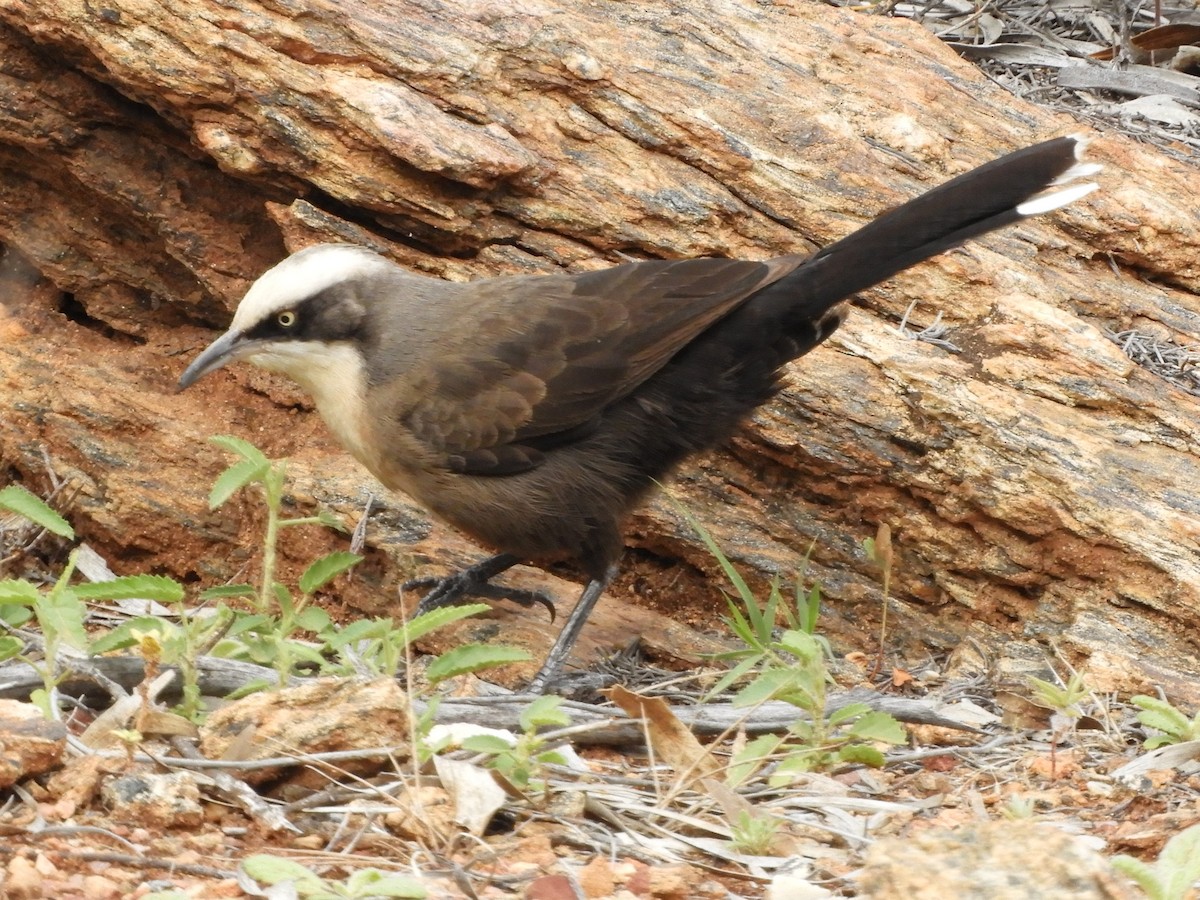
[254,342,375,467]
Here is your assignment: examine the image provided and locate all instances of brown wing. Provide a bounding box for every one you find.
[395,255,802,475]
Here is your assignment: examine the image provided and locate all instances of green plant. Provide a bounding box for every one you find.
[1112,822,1200,900]
[675,503,905,779]
[203,436,531,689]
[1130,695,1200,749]
[240,854,425,899]
[0,483,74,542]
[0,551,184,719]
[461,694,571,795]
[1027,671,1090,723]
[201,436,362,685]
[728,809,782,856]
[89,603,233,720]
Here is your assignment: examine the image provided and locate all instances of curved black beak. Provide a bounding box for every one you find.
[178,329,244,390]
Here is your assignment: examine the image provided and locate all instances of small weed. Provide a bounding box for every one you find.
[240,853,426,899]
[462,694,571,797]
[728,809,782,856]
[1130,695,1200,749]
[1112,822,1200,900]
[674,502,905,779]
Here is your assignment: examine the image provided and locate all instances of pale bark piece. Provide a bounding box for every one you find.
[0,1,1198,703]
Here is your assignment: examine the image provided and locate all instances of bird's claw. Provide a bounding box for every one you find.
[408,573,556,621]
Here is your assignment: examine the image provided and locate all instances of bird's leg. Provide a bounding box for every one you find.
[526,564,618,693]
[408,553,555,618]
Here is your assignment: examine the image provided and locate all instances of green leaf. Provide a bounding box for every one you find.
[1111,856,1165,900]
[299,551,362,594]
[0,604,32,627]
[38,591,90,652]
[672,501,755,604]
[73,574,185,603]
[520,695,570,730]
[88,616,178,655]
[29,688,54,719]
[400,603,491,645]
[294,606,333,634]
[836,743,887,768]
[1158,822,1200,899]
[732,669,797,708]
[345,869,427,899]
[226,613,274,636]
[828,702,873,726]
[726,733,785,788]
[0,579,41,605]
[0,484,73,538]
[326,617,392,647]
[209,435,270,467]
[316,509,348,532]
[425,644,530,684]
[240,854,326,891]
[775,629,823,664]
[705,655,764,700]
[846,710,906,744]
[208,458,269,509]
[200,583,257,601]
[1132,695,1191,738]
[0,635,24,661]
[461,734,516,754]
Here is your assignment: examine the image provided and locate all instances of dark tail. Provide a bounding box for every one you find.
[781,134,1100,313]
[600,135,1099,515]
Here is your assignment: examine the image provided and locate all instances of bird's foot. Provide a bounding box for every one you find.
[407,554,556,620]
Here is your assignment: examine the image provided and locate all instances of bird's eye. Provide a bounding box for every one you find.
[277,310,297,327]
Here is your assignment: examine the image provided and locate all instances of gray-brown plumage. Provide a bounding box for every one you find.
[179,136,1099,690]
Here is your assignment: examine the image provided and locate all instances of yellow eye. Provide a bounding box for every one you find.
[277,310,297,327]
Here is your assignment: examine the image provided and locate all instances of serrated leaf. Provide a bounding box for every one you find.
[73,574,185,603]
[200,583,257,601]
[209,435,270,467]
[0,579,41,605]
[0,484,74,538]
[299,551,362,594]
[208,458,269,509]
[847,710,906,743]
[425,643,530,684]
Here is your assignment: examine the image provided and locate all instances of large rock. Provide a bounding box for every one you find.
[0,0,1197,697]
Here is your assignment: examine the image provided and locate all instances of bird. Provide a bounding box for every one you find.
[178,135,1099,691]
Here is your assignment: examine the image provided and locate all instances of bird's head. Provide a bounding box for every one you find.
[178,244,393,391]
